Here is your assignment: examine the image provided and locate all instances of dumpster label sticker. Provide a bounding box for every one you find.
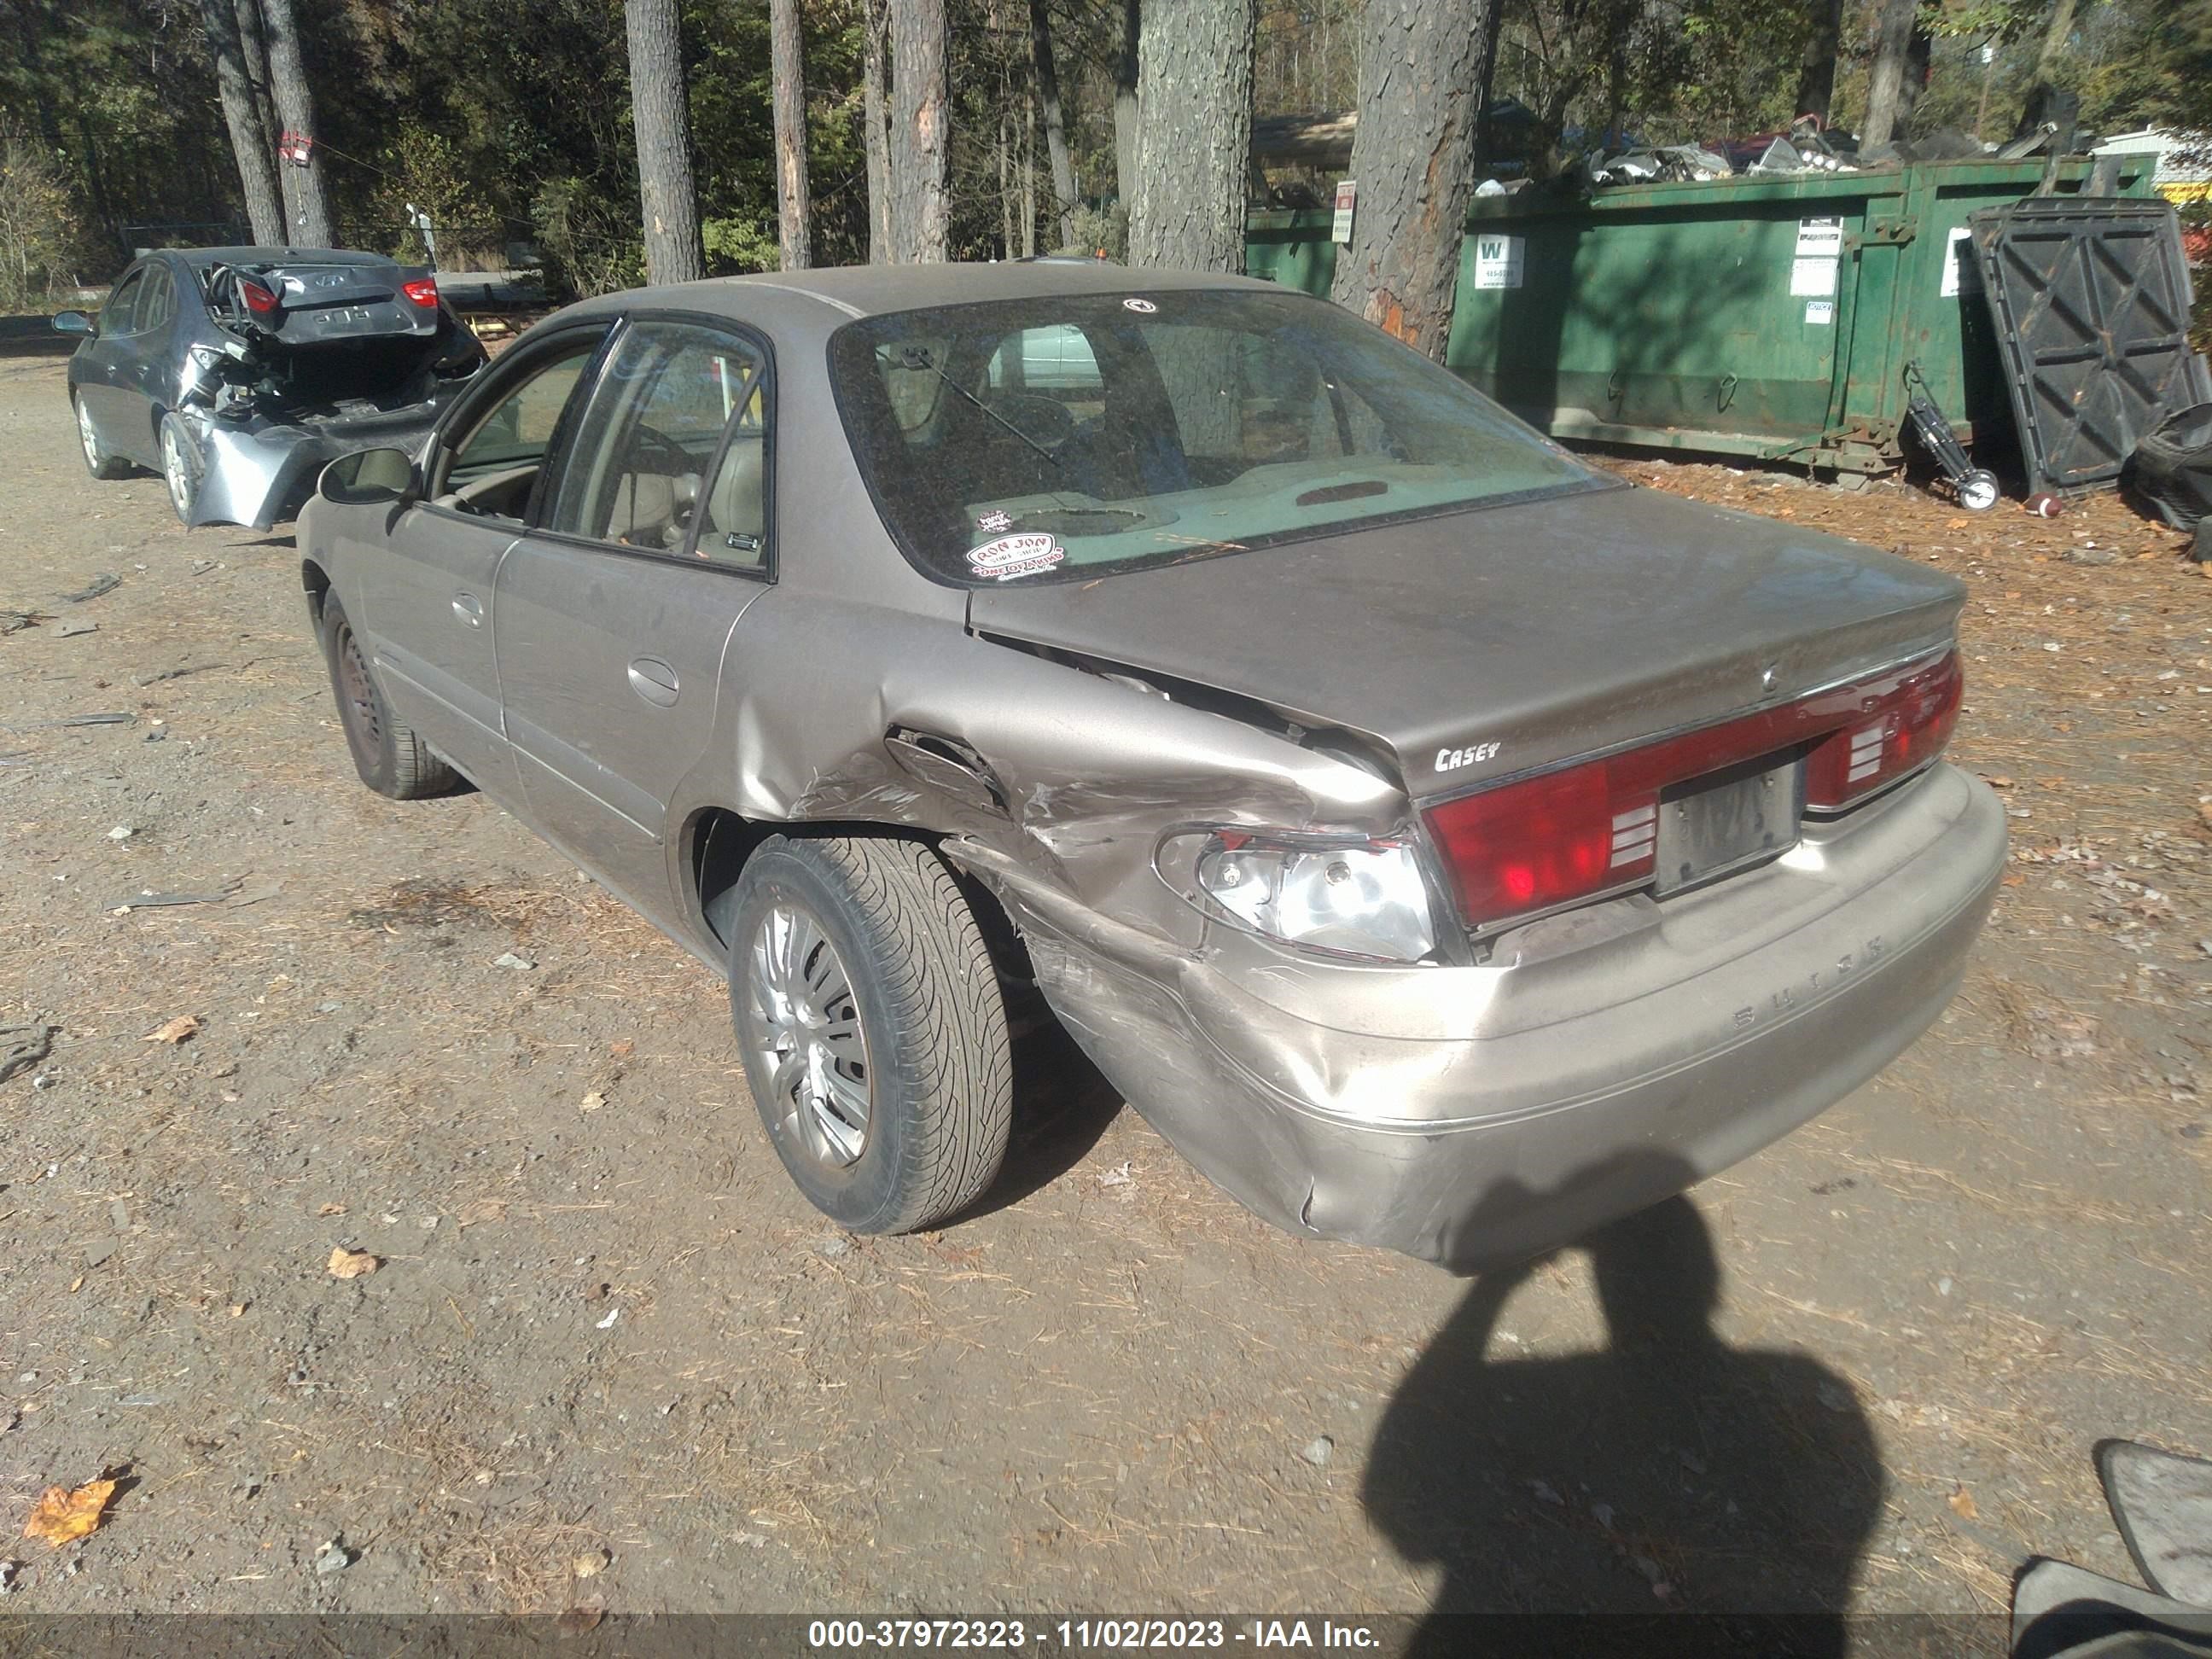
[1804,300,1835,326]
[1791,216,1842,298]
[1472,234,1524,290]
[1939,226,1981,299]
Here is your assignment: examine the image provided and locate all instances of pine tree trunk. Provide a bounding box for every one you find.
[1027,0,1077,247]
[1126,0,1254,272]
[862,0,892,264]
[1330,0,1486,357]
[624,0,705,285]
[198,0,285,244]
[1793,0,1843,123]
[2034,0,2077,84]
[1112,0,1139,210]
[234,0,283,194]
[259,0,335,245]
[1860,0,1919,149]
[770,0,812,269]
[888,0,950,262]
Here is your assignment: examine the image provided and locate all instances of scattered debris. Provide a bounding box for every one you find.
[0,1558,17,1593]
[55,620,96,637]
[491,952,535,971]
[110,882,247,911]
[814,1234,851,1259]
[1528,1479,1564,1505]
[0,609,46,634]
[579,1089,606,1114]
[595,1307,620,1330]
[106,824,134,841]
[1097,1161,1135,1188]
[457,1199,508,1228]
[132,662,230,687]
[312,1536,354,1575]
[326,1248,380,1281]
[21,1476,117,1547]
[1299,1435,1335,1468]
[59,573,120,603]
[52,712,135,728]
[572,1549,608,1579]
[1949,1487,1979,1521]
[142,1014,199,1045]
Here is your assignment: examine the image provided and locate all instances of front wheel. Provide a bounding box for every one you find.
[74,394,131,480]
[158,410,204,523]
[317,593,458,799]
[729,835,1013,1235]
[1956,469,2000,513]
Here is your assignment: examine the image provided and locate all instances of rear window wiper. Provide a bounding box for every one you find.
[899,345,1061,471]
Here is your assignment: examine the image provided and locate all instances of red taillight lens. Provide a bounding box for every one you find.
[1805,650,1961,809]
[1426,649,1963,929]
[401,276,439,307]
[238,278,279,316]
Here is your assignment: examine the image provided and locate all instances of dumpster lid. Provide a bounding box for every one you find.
[1970,196,2212,495]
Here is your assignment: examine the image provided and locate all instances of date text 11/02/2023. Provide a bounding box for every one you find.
[803,1619,1385,1650]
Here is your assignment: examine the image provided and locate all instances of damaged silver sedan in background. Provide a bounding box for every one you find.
[295,263,2005,1269]
[54,245,484,529]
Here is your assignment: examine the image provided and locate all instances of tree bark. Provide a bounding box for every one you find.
[198,0,285,243]
[1330,0,1486,358]
[1126,0,1254,273]
[234,0,282,186]
[1027,0,1077,247]
[1112,0,1139,209]
[862,0,892,264]
[258,0,334,245]
[888,0,950,262]
[1794,0,1844,123]
[624,0,705,285]
[1860,0,1919,149]
[2034,0,2077,84]
[770,0,811,269]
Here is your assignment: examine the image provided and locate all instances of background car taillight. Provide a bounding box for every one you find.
[237,277,279,317]
[401,276,439,307]
[1804,650,1962,809]
[1427,649,1963,930]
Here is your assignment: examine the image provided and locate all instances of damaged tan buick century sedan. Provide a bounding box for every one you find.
[298,264,2005,1268]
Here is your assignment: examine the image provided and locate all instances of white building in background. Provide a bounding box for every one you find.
[2091,128,2212,203]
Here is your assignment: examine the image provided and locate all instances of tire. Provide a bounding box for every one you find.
[73,393,130,480]
[729,835,1013,1235]
[1957,469,2000,512]
[158,410,204,523]
[317,593,458,799]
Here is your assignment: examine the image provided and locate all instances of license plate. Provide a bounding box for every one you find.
[1654,755,1802,895]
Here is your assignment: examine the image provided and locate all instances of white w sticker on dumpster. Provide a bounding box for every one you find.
[1472,235,1524,290]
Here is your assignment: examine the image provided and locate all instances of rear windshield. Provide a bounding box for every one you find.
[828,287,1598,586]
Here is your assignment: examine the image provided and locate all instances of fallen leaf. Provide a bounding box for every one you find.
[457,1199,507,1228]
[1948,1487,1978,1521]
[326,1248,380,1280]
[579,1090,606,1114]
[317,1203,346,1217]
[228,1304,245,1318]
[143,1015,198,1045]
[23,1477,116,1547]
[1982,775,2013,789]
[67,1276,83,1294]
[572,1549,608,1579]
[609,1040,634,1057]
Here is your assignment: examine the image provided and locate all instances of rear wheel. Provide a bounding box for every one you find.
[729,835,1013,1235]
[1956,469,2000,513]
[74,394,130,480]
[317,593,457,799]
[158,410,203,523]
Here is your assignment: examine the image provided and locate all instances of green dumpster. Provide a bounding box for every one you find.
[1244,207,1336,298]
[1441,156,2153,476]
[1243,158,2157,473]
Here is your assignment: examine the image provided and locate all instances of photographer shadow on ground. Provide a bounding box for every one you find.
[1363,1152,1883,1657]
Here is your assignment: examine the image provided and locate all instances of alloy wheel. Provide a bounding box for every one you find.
[76,399,102,471]
[160,422,196,517]
[743,899,873,1171]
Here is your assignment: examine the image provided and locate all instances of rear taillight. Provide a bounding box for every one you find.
[1804,650,1961,809]
[1426,649,1962,930]
[238,278,279,317]
[401,276,439,307]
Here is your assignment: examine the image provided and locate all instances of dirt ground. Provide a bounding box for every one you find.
[0,349,2206,1641]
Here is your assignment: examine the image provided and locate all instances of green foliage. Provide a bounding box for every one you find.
[532,174,644,297]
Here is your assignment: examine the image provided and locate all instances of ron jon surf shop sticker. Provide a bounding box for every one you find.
[966,533,1066,580]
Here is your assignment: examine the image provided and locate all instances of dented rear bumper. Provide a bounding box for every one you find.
[952,764,2005,1269]
[188,399,453,532]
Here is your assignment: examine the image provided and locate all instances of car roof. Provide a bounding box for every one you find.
[559,260,1286,335]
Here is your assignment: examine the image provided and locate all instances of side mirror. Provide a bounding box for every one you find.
[51,311,93,336]
[318,446,419,508]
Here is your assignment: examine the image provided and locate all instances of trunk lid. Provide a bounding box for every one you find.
[968,482,1965,800]
[213,257,441,346]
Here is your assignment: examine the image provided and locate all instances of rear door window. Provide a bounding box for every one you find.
[547,321,766,557]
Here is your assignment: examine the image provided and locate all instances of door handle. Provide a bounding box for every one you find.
[451,592,483,628]
[626,656,679,707]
